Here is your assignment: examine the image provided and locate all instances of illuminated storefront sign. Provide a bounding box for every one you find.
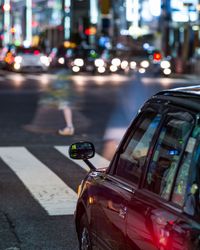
[171,0,198,22]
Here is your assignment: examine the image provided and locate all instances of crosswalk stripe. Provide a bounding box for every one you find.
[55,145,110,171]
[0,147,77,216]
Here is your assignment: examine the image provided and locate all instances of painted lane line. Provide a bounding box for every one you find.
[55,146,110,171]
[0,147,77,216]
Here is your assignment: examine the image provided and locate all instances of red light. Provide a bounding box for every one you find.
[84,27,96,36]
[34,50,40,55]
[153,52,162,61]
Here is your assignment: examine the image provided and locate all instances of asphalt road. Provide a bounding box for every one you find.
[0,68,199,250]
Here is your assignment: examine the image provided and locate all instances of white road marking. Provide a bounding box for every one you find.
[0,147,77,216]
[142,77,199,86]
[55,146,110,171]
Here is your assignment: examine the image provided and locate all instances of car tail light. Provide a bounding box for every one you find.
[34,50,40,55]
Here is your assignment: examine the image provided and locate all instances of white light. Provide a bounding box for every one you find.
[140,60,149,68]
[163,68,171,75]
[4,0,11,45]
[26,0,32,45]
[64,16,71,40]
[14,63,21,70]
[95,59,104,67]
[192,25,199,31]
[98,66,106,73]
[14,56,22,64]
[126,0,139,23]
[143,43,150,49]
[110,65,118,72]
[72,66,80,72]
[138,68,146,74]
[40,56,50,66]
[121,60,129,69]
[160,60,171,69]
[64,0,71,40]
[149,0,161,17]
[58,57,65,64]
[111,58,121,67]
[74,58,84,67]
[130,61,137,69]
[23,40,31,48]
[90,0,98,24]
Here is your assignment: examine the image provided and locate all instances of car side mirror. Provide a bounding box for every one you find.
[69,141,96,171]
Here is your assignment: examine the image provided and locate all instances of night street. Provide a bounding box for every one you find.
[0,68,199,249]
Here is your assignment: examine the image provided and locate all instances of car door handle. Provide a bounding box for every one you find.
[119,206,127,219]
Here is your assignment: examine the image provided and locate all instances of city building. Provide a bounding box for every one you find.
[0,0,200,75]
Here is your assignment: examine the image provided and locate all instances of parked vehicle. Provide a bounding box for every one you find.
[69,85,200,250]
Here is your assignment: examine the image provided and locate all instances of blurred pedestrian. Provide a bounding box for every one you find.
[58,101,74,135]
[39,80,75,136]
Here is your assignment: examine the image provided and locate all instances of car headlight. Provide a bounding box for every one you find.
[72,66,80,72]
[140,60,149,68]
[74,58,84,67]
[138,68,146,74]
[14,63,21,70]
[160,60,171,69]
[163,68,171,75]
[130,61,137,69]
[14,56,22,64]
[97,66,106,73]
[110,65,118,72]
[95,59,104,67]
[58,57,65,65]
[111,58,121,67]
[121,60,129,69]
[40,56,50,66]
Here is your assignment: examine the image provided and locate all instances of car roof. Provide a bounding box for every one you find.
[155,85,200,97]
[150,85,200,112]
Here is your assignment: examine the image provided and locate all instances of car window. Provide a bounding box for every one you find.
[172,125,200,216]
[115,111,161,185]
[144,111,194,200]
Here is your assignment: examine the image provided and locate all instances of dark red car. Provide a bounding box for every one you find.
[69,86,200,250]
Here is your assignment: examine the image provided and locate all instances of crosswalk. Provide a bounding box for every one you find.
[0,146,110,216]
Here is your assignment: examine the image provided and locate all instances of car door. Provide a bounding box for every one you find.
[168,122,200,250]
[93,106,162,249]
[125,106,196,249]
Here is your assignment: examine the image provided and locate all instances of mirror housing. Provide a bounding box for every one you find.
[69,141,95,160]
[69,141,96,171]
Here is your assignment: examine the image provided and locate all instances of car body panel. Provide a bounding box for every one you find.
[71,85,200,250]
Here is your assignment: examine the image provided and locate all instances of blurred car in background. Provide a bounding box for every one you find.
[69,48,103,74]
[4,46,50,72]
[97,47,172,76]
[69,45,172,76]
[136,49,172,76]
[48,45,76,68]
